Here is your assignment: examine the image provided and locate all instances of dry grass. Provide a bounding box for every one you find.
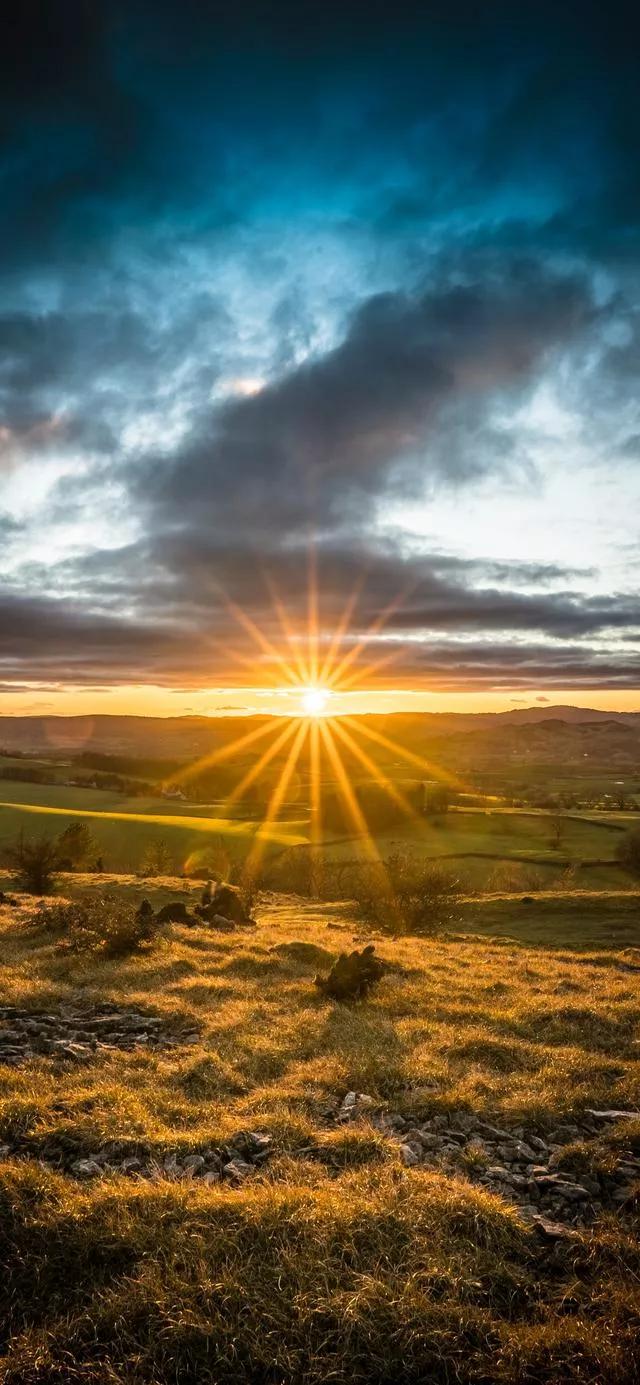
[0,880,639,1381]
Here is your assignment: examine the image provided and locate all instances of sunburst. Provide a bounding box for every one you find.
[170,554,468,885]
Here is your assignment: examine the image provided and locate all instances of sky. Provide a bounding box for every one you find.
[0,0,639,718]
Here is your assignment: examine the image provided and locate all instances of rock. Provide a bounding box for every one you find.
[474,1122,513,1141]
[416,1132,441,1150]
[120,1157,143,1174]
[271,941,335,967]
[399,1142,421,1166]
[510,1141,539,1162]
[239,1131,272,1157]
[315,946,387,1001]
[182,1154,205,1171]
[156,901,195,925]
[136,899,154,919]
[528,1135,551,1154]
[72,1159,102,1179]
[532,1174,590,1200]
[202,1170,220,1185]
[223,1157,253,1182]
[208,883,251,924]
[530,1214,580,1241]
[337,1092,375,1122]
[585,1109,639,1122]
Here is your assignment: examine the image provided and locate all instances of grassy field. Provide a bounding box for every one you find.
[0,779,307,872]
[0,773,636,889]
[0,878,639,1381]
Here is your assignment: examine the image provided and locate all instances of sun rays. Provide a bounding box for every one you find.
[172,559,466,877]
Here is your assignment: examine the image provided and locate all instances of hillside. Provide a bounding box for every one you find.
[0,880,639,1382]
[1,706,639,765]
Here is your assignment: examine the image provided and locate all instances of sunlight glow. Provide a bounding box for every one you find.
[169,550,470,883]
[301,687,330,717]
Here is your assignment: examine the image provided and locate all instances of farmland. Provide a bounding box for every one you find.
[0,761,636,889]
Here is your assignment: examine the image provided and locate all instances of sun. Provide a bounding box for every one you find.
[300,686,331,717]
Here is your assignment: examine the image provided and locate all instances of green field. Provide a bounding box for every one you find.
[0,778,307,873]
[0,772,637,887]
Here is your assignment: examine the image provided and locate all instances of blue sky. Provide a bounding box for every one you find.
[0,0,639,713]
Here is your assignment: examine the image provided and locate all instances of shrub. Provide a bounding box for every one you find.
[5,831,61,894]
[616,827,640,876]
[43,893,161,957]
[56,820,99,870]
[263,847,321,896]
[423,784,451,818]
[350,850,459,935]
[140,839,175,877]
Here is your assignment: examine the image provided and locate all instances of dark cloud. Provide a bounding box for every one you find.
[0,1,638,695]
[144,263,595,539]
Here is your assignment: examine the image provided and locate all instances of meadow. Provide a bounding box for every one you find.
[0,875,639,1381]
[0,768,635,889]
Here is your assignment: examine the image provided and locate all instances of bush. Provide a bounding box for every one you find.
[349,850,459,935]
[262,847,321,897]
[140,839,175,877]
[43,893,162,957]
[56,820,99,870]
[5,831,61,894]
[423,784,451,818]
[616,827,640,876]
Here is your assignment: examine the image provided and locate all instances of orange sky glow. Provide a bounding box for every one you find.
[2,684,639,719]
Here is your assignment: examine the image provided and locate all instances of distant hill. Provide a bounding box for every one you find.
[485,704,640,726]
[0,706,638,771]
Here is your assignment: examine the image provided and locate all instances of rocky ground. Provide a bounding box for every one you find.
[0,1001,201,1062]
[335,1091,640,1231]
[1,997,638,1227]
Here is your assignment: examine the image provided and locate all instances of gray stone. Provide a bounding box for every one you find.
[223,1157,253,1182]
[183,1154,206,1171]
[585,1109,639,1122]
[72,1159,102,1178]
[120,1157,143,1174]
[399,1143,421,1167]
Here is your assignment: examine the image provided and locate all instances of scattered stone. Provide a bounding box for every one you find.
[530,1214,580,1241]
[0,1003,201,1066]
[321,1099,640,1226]
[337,1092,375,1122]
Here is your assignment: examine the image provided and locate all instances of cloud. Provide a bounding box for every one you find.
[0,2,638,697]
[143,261,596,542]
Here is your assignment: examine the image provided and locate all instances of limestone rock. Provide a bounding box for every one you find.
[315,945,386,1001]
